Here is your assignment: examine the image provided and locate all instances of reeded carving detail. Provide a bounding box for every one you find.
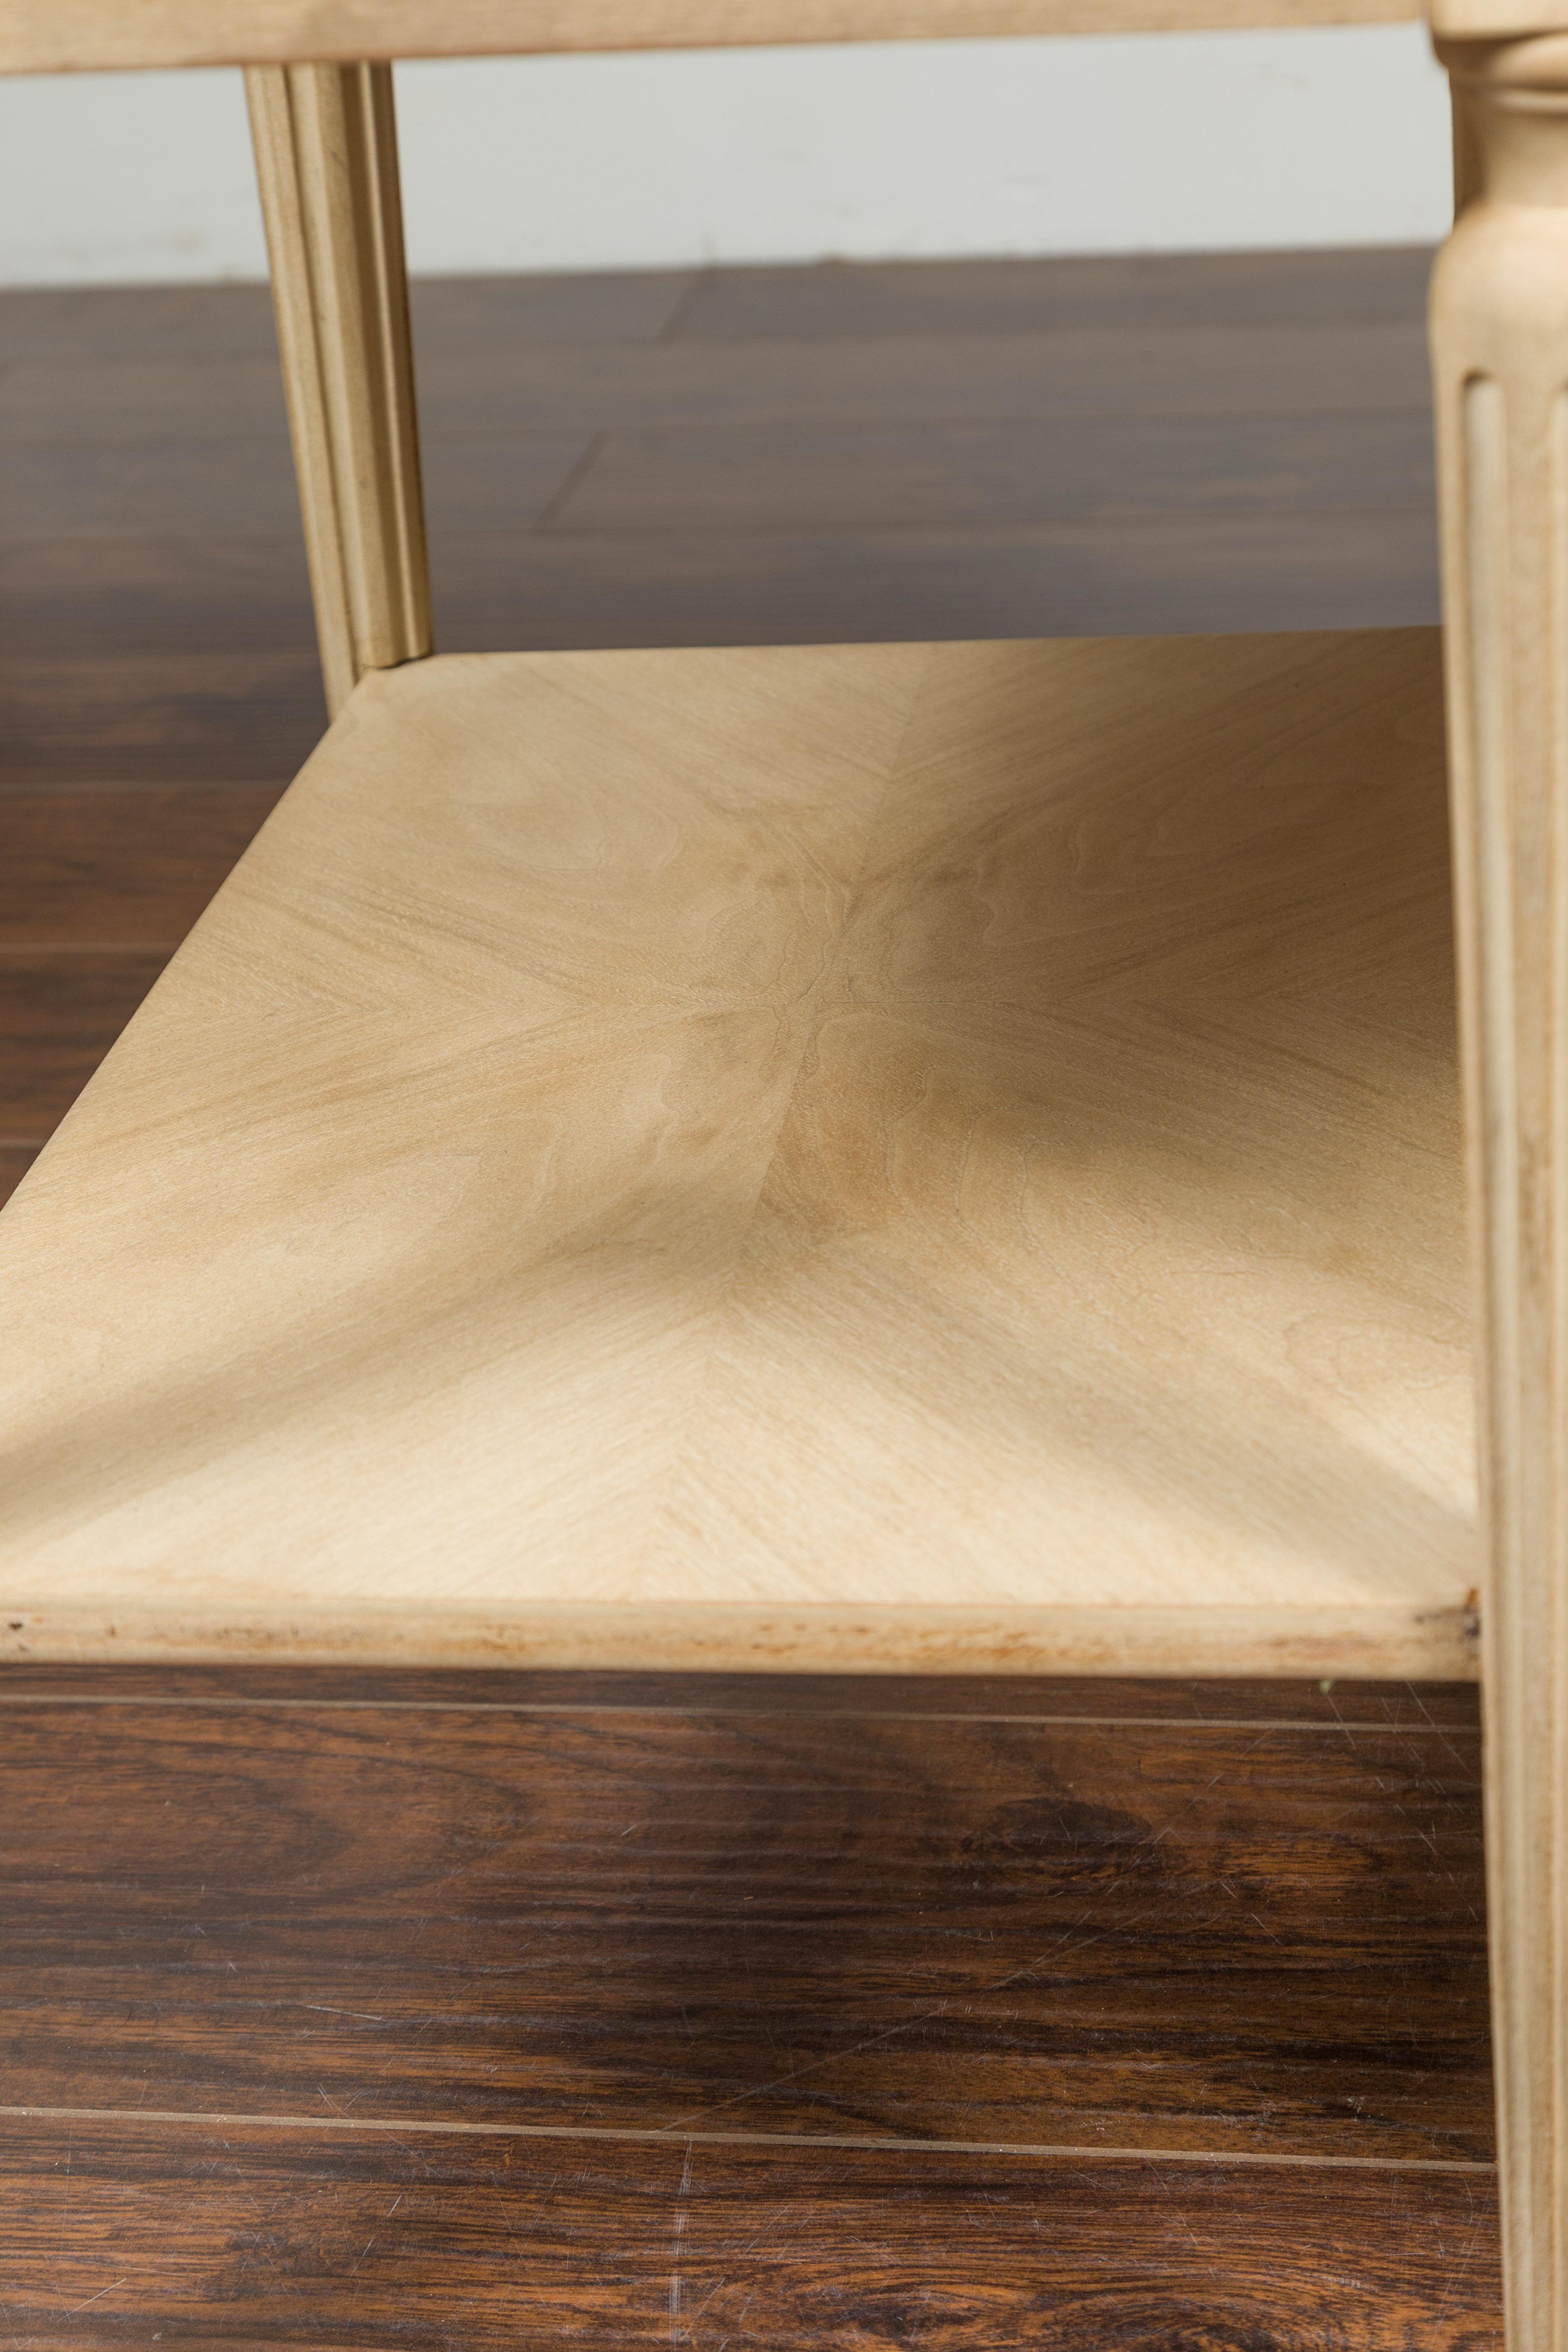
[1433,35,1568,2352]
[246,63,432,715]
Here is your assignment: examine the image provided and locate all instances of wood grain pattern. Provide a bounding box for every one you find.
[1429,33,1568,2352]
[671,246,1437,340]
[0,951,169,1135]
[0,328,1431,446]
[418,325,1431,436]
[430,514,1442,646]
[0,654,325,787]
[0,539,316,661]
[0,355,290,443]
[0,281,285,364]
[0,1700,1490,2157]
[0,2116,1500,2350]
[409,266,697,349]
[0,1146,37,1206]
[0,0,1421,79]
[0,271,694,364]
[1432,0,1568,37]
[0,787,285,945]
[0,436,590,540]
[0,263,1441,736]
[0,255,1497,2352]
[0,251,1426,375]
[246,62,430,713]
[0,1664,1485,1721]
[0,510,1441,670]
[0,628,1474,1675]
[543,412,1435,535]
[0,438,297,535]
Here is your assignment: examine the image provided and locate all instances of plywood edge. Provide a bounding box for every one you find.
[0,0,1419,78]
[0,1604,1481,1681]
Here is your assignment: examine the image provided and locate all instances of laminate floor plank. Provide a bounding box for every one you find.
[0,355,284,445]
[0,786,285,944]
[0,537,316,663]
[547,413,1434,536]
[0,1701,1489,2158]
[432,513,1441,649]
[0,270,697,364]
[0,949,170,1133]
[0,432,590,537]
[0,654,324,787]
[0,2115,1501,2352]
[0,251,1433,372]
[417,322,1430,436]
[0,511,1441,666]
[0,1146,37,1206]
[0,421,1438,597]
[410,265,699,349]
[422,432,603,534]
[0,436,295,535]
[0,326,1431,446]
[671,244,1438,340]
[0,280,283,364]
[0,1663,1484,1725]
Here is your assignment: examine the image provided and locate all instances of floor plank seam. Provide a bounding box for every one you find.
[0,2107,1497,2173]
[0,1694,1481,1732]
[530,500,1441,541]
[530,430,611,534]
[655,270,712,343]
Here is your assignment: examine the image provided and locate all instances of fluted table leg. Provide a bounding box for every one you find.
[1432,33,1568,2351]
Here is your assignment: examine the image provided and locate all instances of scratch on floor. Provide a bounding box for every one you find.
[670,2143,694,2345]
[62,2280,125,2316]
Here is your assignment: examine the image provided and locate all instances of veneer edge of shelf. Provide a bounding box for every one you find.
[0,1602,1481,1680]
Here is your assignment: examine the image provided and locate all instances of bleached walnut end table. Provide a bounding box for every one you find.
[0,0,1560,2339]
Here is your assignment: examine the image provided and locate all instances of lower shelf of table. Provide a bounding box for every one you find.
[0,626,1476,1678]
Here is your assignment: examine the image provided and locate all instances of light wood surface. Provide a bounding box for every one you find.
[1451,84,1483,213]
[1431,1,1568,41]
[0,628,1473,1676]
[1431,34,1568,2351]
[246,62,430,716]
[0,0,1418,75]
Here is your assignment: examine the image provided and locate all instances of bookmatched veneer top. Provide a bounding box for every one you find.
[0,628,1475,1677]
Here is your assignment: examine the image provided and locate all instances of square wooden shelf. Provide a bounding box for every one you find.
[0,625,1475,1678]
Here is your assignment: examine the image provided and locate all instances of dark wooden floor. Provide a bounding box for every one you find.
[0,249,1495,2346]
[0,1666,1495,2346]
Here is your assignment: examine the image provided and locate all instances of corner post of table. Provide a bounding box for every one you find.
[245,62,433,718]
[1430,30,1568,2351]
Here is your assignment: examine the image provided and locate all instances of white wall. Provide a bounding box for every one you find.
[0,23,1452,288]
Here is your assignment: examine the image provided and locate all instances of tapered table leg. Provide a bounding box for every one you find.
[247,62,432,716]
[1432,33,1568,2352]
